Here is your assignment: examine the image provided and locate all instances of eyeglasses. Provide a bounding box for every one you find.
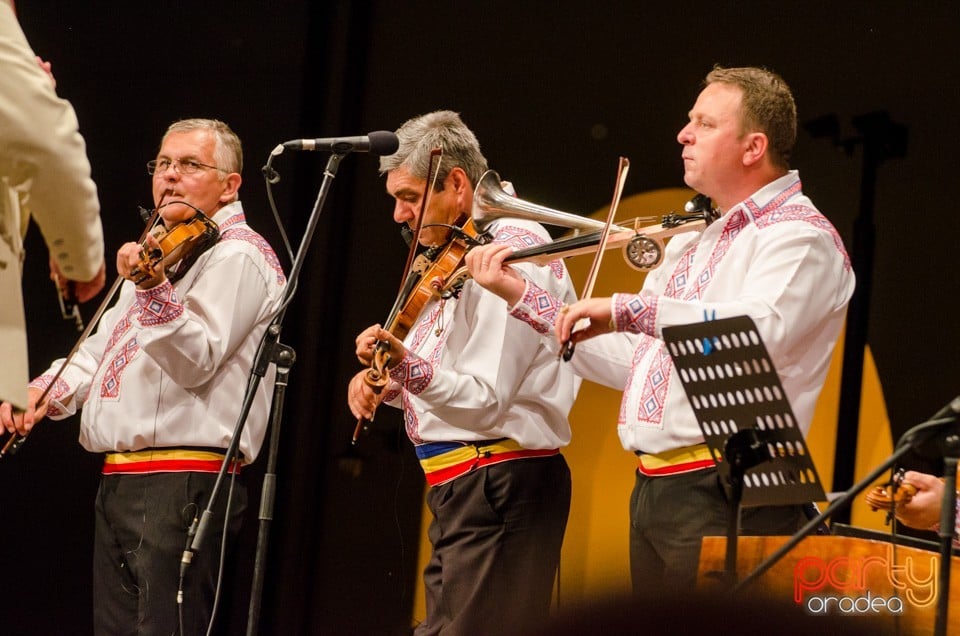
[147,158,226,176]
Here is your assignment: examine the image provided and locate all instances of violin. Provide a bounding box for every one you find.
[389,217,482,336]
[361,216,484,395]
[494,194,719,272]
[353,148,474,440]
[129,212,219,285]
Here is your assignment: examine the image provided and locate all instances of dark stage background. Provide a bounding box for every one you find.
[1,1,958,634]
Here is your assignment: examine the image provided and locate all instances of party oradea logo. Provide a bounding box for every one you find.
[793,543,937,615]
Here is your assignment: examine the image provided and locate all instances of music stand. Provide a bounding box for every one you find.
[662,315,826,587]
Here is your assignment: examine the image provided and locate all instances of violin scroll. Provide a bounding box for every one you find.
[864,468,918,527]
[362,345,392,392]
[865,481,918,512]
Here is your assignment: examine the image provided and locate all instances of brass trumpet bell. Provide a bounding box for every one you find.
[471,170,630,234]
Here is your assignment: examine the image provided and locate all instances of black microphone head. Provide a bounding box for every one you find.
[400,225,414,247]
[368,130,399,156]
[684,193,711,213]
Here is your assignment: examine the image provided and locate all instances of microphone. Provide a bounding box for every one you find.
[684,193,712,213]
[279,130,399,155]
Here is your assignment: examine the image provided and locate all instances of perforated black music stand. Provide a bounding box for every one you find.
[662,315,826,587]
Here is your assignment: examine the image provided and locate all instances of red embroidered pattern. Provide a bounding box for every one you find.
[495,224,564,280]
[614,293,658,335]
[628,208,748,426]
[218,213,245,231]
[748,179,801,213]
[680,209,748,302]
[222,226,287,285]
[28,375,71,418]
[618,335,673,428]
[402,393,423,444]
[389,351,433,396]
[409,305,441,352]
[751,204,852,271]
[512,281,562,334]
[137,281,183,326]
[639,346,672,420]
[104,304,139,353]
[663,244,696,299]
[101,339,140,399]
[395,303,444,443]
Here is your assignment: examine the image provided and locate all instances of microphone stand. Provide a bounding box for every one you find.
[933,437,958,636]
[182,151,347,636]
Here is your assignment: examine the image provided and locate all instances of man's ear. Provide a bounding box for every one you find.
[219,172,242,203]
[450,167,469,193]
[742,132,768,167]
[449,167,471,208]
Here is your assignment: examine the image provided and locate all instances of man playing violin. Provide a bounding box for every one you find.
[0,118,286,635]
[347,110,580,636]
[467,66,856,596]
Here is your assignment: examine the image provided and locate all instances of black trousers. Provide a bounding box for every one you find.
[628,467,803,596]
[92,472,247,636]
[415,454,571,636]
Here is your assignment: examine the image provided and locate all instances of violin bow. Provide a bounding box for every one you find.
[352,148,443,443]
[561,156,630,362]
[1,196,168,458]
[379,148,444,333]
[398,148,443,293]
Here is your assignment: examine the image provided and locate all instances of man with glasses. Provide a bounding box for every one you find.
[0,118,286,635]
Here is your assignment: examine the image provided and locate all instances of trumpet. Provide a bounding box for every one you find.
[471,170,718,272]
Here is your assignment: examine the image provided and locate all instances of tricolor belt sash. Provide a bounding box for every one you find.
[636,443,715,477]
[102,448,242,475]
[416,438,559,487]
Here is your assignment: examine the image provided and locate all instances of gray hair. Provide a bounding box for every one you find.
[379,110,488,189]
[163,118,243,176]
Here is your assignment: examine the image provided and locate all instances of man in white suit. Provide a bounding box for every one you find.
[0,0,105,409]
